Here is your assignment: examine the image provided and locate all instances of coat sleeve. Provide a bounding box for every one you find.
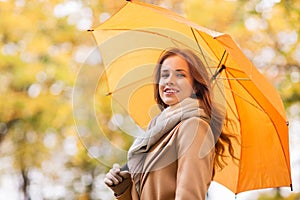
[175,117,215,200]
[115,181,139,200]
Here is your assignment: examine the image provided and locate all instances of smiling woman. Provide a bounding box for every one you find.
[158,54,194,106]
[103,48,236,200]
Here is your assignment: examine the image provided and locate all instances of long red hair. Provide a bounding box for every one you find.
[154,48,237,173]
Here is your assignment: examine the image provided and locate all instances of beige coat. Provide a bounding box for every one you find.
[117,117,215,200]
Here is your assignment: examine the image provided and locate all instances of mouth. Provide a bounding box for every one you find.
[164,88,179,94]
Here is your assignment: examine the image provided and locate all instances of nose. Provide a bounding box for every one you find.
[165,73,175,85]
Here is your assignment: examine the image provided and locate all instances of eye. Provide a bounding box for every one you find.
[176,72,186,78]
[161,72,169,78]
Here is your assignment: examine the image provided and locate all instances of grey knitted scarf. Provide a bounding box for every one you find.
[127,97,209,194]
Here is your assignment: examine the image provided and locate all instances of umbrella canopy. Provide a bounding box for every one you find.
[89,0,292,194]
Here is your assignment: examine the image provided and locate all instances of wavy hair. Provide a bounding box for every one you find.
[153,48,237,175]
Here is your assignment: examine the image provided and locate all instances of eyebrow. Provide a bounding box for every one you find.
[161,68,188,73]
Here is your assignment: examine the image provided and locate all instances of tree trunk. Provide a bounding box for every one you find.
[20,169,30,200]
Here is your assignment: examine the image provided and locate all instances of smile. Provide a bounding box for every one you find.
[164,88,179,94]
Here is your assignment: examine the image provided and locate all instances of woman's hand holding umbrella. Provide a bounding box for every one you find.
[104,163,132,196]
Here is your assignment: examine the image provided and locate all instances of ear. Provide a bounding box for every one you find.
[193,87,198,94]
[190,93,197,99]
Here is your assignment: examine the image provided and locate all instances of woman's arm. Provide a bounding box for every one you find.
[104,164,133,199]
[175,117,215,200]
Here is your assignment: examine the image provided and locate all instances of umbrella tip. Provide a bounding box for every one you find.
[87,29,94,32]
[106,92,112,96]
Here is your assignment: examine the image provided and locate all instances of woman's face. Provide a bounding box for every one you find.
[159,55,194,106]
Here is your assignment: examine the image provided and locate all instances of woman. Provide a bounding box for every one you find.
[104,48,236,199]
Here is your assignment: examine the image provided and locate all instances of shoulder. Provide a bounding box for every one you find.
[178,117,210,136]
[176,117,212,143]
[176,117,215,157]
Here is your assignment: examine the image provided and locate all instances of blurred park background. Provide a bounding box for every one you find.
[0,0,299,199]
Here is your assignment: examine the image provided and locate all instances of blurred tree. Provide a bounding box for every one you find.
[0,0,89,199]
[0,0,136,199]
[257,189,300,200]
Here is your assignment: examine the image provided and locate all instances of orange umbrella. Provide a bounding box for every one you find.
[89,0,292,194]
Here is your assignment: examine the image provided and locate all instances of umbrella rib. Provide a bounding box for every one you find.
[190,28,211,69]
[212,81,240,122]
[223,84,264,112]
[224,70,265,112]
[225,69,289,119]
[211,67,241,123]
[213,65,252,81]
[214,51,227,75]
[192,28,225,68]
[222,69,244,194]
[215,77,251,81]
[212,78,242,126]
[211,65,241,122]
[105,75,153,96]
[191,27,230,81]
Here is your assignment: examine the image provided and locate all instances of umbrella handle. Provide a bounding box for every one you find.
[212,65,226,80]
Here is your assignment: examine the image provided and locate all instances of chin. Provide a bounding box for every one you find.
[163,99,179,106]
